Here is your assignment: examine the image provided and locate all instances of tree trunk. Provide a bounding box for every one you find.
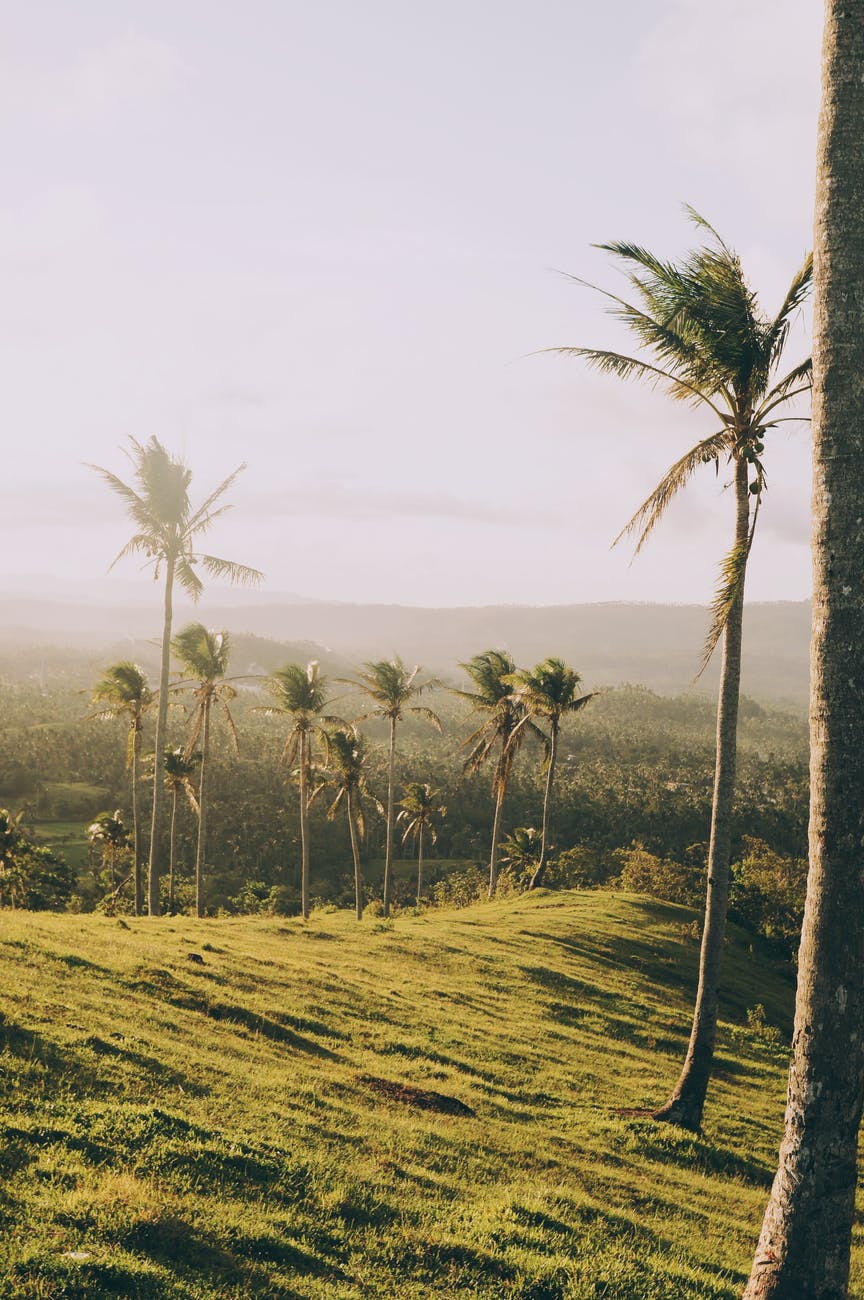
[653,453,750,1130]
[299,729,310,919]
[131,722,142,916]
[382,717,396,917]
[168,786,177,914]
[487,776,507,899]
[530,720,558,890]
[195,700,210,919]
[347,788,363,921]
[744,8,864,1294]
[416,822,425,905]
[147,552,175,916]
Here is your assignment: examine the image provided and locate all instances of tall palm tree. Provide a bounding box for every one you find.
[320,726,381,921]
[91,436,262,916]
[161,746,199,915]
[343,658,440,917]
[455,650,543,899]
[555,217,812,1129]
[745,8,864,1294]
[262,661,332,920]
[506,657,594,890]
[87,662,153,915]
[397,782,446,905]
[171,623,239,918]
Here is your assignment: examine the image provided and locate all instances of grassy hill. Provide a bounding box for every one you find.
[0,891,858,1298]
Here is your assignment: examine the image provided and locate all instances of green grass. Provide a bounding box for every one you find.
[0,891,858,1298]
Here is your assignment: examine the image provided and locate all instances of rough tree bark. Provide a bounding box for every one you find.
[744,5,864,1295]
[653,453,750,1129]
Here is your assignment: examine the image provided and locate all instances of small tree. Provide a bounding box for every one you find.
[87,810,131,903]
[320,726,381,920]
[455,650,542,898]
[506,657,594,889]
[171,624,239,918]
[87,662,153,915]
[343,658,440,917]
[161,747,200,914]
[261,662,333,920]
[397,782,446,905]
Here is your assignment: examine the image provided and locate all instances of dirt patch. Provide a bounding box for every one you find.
[360,1075,475,1117]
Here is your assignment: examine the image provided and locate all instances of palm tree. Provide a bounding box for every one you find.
[506,658,595,890]
[171,623,239,918]
[397,782,446,905]
[745,9,864,1294]
[343,658,440,917]
[91,436,262,916]
[498,826,543,885]
[87,810,131,898]
[321,726,381,920]
[555,217,812,1130]
[261,661,332,920]
[87,662,153,916]
[455,650,543,899]
[161,747,199,914]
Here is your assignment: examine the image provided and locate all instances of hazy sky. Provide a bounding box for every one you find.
[1,1,820,607]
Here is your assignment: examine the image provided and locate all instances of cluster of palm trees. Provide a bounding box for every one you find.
[88,625,594,924]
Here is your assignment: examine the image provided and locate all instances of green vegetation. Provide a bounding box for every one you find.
[4,889,857,1299]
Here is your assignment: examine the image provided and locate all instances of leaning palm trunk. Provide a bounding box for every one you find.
[347,789,363,921]
[529,722,559,891]
[195,701,211,919]
[299,730,310,919]
[147,553,175,916]
[382,718,396,916]
[744,7,864,1293]
[653,455,750,1129]
[488,776,507,899]
[131,723,142,915]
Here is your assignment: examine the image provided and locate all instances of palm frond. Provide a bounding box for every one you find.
[198,555,264,587]
[185,465,248,532]
[546,347,727,416]
[698,498,760,676]
[615,430,732,555]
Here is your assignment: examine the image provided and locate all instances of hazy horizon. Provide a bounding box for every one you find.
[2,2,820,608]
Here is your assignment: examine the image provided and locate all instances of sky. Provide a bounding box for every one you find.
[0,0,821,608]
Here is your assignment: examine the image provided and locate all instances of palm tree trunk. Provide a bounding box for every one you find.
[530,721,558,890]
[347,789,363,921]
[416,822,425,905]
[168,787,177,914]
[652,453,750,1130]
[147,551,175,916]
[299,729,310,919]
[131,722,142,916]
[382,717,396,917]
[488,773,507,899]
[744,9,864,1292]
[195,701,210,919]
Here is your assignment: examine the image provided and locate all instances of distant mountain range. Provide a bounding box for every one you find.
[0,590,810,704]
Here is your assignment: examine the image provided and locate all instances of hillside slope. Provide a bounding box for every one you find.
[0,893,856,1299]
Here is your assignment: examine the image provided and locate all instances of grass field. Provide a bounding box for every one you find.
[0,891,858,1298]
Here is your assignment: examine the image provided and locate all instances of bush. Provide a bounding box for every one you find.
[547,845,615,889]
[729,836,806,955]
[612,845,703,907]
